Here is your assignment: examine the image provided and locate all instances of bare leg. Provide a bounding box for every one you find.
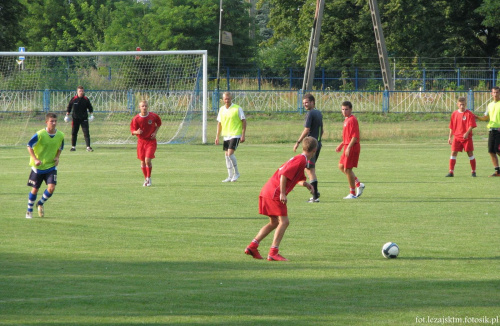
[271,216,289,248]
[254,217,279,243]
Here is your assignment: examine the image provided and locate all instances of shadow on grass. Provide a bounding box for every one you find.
[399,256,500,261]
[1,253,499,326]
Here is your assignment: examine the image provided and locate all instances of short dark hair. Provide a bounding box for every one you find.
[492,86,500,92]
[341,101,352,109]
[45,112,57,120]
[303,93,315,103]
[77,85,84,90]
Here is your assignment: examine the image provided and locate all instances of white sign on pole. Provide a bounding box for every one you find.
[19,47,25,61]
[221,31,233,46]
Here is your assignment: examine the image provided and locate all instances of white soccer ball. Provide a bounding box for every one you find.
[382,242,399,259]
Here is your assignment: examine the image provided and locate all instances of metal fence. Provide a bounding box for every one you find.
[213,90,492,114]
[211,67,499,91]
[1,89,492,114]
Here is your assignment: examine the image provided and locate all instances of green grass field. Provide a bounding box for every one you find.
[1,129,499,325]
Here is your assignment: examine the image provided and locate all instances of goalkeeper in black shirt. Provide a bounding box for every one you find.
[65,85,94,152]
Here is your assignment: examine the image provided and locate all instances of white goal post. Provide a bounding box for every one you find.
[0,50,208,146]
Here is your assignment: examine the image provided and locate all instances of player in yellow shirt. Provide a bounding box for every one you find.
[26,113,65,218]
[215,92,246,182]
[476,86,500,177]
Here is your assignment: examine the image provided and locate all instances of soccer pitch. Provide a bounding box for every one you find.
[0,142,499,325]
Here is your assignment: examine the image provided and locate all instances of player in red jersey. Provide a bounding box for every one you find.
[130,100,162,186]
[336,101,364,199]
[446,97,477,177]
[245,137,317,261]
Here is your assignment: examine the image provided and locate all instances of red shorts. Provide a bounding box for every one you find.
[339,143,360,169]
[137,138,157,160]
[451,137,474,152]
[259,196,287,217]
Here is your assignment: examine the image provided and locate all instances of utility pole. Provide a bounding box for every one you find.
[216,0,223,91]
[302,0,325,92]
[369,0,394,91]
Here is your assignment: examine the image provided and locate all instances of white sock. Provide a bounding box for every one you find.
[225,155,234,178]
[229,154,239,174]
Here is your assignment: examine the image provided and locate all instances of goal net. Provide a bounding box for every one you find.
[0,51,208,146]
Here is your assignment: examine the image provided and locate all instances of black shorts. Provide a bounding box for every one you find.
[307,142,322,169]
[27,170,57,189]
[223,138,240,151]
[488,130,500,154]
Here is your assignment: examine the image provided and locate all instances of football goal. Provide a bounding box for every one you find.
[0,50,208,146]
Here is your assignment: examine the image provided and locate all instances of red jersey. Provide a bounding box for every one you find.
[449,110,476,139]
[342,115,360,145]
[260,154,308,200]
[130,112,162,140]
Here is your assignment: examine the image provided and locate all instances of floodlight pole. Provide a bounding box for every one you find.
[302,0,325,92]
[216,0,223,92]
[369,0,394,91]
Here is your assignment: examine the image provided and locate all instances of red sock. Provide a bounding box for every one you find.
[354,177,360,188]
[470,158,476,172]
[146,166,152,178]
[449,158,456,172]
[248,239,259,249]
[141,166,147,178]
[350,188,356,195]
[269,247,278,256]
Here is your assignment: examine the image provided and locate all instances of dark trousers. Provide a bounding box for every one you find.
[71,118,91,147]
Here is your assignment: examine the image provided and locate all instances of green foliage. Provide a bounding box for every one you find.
[265,0,500,71]
[257,38,301,75]
[18,0,114,51]
[8,0,500,84]
[0,0,26,51]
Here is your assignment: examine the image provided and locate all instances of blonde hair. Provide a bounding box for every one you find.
[139,100,148,107]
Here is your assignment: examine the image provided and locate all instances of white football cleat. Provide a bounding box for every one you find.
[222,177,232,182]
[146,178,152,187]
[143,179,148,187]
[343,194,357,199]
[231,173,240,182]
[356,183,365,197]
[37,204,44,217]
[26,211,32,219]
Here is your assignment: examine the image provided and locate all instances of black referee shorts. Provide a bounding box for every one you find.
[488,130,500,154]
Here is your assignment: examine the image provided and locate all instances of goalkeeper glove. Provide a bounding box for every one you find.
[88,114,94,122]
[64,115,71,123]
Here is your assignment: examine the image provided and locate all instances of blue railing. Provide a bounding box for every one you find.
[210,67,499,91]
[0,89,493,114]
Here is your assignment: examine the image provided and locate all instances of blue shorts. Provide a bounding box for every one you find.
[27,170,57,189]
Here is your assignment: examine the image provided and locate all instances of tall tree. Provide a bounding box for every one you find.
[103,0,257,67]
[0,0,26,51]
[475,0,500,56]
[19,0,113,51]
[263,0,500,70]
[102,1,151,51]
